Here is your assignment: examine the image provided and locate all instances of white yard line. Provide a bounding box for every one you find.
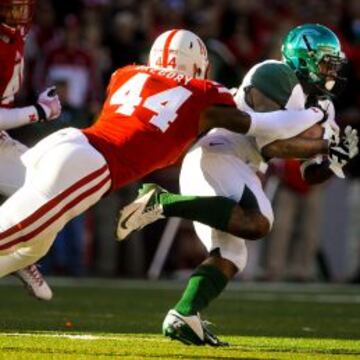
[0,333,167,341]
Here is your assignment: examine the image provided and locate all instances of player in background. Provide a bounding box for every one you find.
[0,28,330,282]
[117,25,358,346]
[0,0,61,300]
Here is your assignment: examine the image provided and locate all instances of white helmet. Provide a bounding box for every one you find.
[148,29,209,79]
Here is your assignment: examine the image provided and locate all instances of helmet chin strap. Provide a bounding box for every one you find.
[193,63,206,79]
[192,64,200,78]
[297,71,333,98]
[297,70,346,98]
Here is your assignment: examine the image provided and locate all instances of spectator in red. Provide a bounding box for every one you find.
[37,14,101,113]
[23,0,61,99]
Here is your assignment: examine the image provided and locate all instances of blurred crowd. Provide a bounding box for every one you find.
[11,0,360,281]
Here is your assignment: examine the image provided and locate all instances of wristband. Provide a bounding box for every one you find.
[34,104,47,122]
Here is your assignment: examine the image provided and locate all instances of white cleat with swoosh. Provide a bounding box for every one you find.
[162,309,229,346]
[116,183,166,241]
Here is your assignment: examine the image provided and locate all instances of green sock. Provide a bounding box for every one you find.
[174,265,228,316]
[159,193,236,232]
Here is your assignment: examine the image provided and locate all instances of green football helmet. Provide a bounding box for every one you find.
[281,23,346,95]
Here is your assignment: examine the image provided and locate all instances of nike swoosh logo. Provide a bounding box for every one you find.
[208,142,224,146]
[120,205,142,230]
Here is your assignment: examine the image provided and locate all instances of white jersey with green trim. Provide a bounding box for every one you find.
[200,60,307,173]
[197,60,339,174]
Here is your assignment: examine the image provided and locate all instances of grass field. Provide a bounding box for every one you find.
[0,279,359,359]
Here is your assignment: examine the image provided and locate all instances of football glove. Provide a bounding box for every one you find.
[35,87,62,122]
[328,125,359,178]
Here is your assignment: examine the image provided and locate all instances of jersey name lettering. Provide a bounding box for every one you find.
[135,66,193,85]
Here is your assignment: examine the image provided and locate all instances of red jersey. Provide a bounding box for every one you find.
[0,24,25,107]
[83,65,235,191]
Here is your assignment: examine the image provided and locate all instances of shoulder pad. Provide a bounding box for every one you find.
[250,60,300,108]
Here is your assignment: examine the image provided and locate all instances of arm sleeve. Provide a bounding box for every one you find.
[0,106,39,130]
[248,107,324,148]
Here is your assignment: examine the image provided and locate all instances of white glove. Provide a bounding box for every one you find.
[36,87,62,121]
[317,99,341,142]
[328,125,359,178]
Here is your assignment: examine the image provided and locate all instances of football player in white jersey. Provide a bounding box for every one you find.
[0,0,61,300]
[117,24,358,345]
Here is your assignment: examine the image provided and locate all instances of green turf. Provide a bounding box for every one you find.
[0,280,359,359]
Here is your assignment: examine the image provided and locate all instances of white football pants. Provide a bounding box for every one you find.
[0,131,28,197]
[180,141,274,271]
[0,128,111,277]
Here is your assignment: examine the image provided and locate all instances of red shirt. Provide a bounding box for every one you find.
[83,65,235,191]
[0,24,25,107]
[41,44,98,107]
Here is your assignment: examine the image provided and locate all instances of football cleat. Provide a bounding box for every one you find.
[15,264,53,301]
[116,183,166,241]
[162,309,229,347]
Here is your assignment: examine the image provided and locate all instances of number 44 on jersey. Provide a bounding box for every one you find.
[110,73,192,132]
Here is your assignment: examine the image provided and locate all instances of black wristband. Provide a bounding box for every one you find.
[34,103,47,122]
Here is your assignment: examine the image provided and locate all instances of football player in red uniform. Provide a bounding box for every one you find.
[0,0,61,300]
[0,29,325,283]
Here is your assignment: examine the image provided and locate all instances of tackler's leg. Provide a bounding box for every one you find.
[0,129,111,278]
[0,133,53,299]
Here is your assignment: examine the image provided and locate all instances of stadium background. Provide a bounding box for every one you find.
[8,0,360,282]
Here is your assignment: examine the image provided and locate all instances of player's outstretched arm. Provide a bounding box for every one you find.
[199,105,326,139]
[0,87,61,130]
[199,106,252,134]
